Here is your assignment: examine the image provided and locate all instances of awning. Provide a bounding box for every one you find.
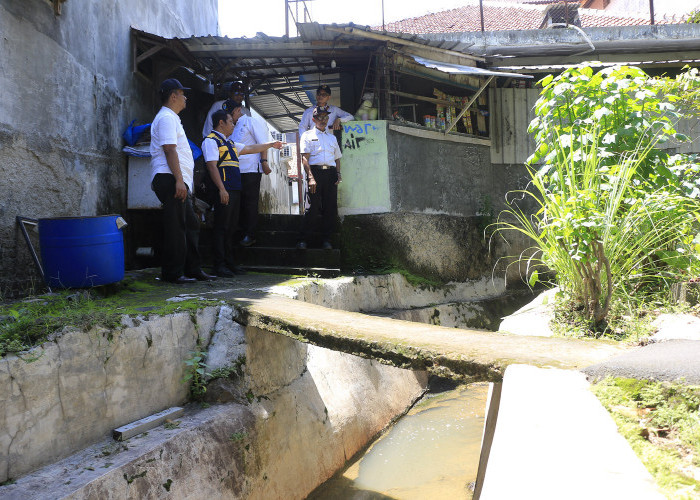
[412,56,534,79]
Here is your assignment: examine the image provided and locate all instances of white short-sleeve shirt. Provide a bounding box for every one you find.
[202,131,245,163]
[300,126,342,167]
[150,106,194,190]
[232,114,270,174]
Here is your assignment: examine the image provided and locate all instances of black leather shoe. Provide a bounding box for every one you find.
[240,235,256,247]
[165,275,197,284]
[296,241,307,250]
[213,266,235,278]
[186,271,217,281]
[321,241,333,250]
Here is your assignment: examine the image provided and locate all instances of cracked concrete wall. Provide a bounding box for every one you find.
[0,308,427,498]
[0,307,218,482]
[0,0,218,297]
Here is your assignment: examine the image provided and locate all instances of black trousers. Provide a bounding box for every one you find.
[240,172,262,239]
[212,190,241,268]
[301,167,338,240]
[152,173,201,281]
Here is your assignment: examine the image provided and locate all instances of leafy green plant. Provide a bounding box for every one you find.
[495,64,700,327]
[182,350,210,400]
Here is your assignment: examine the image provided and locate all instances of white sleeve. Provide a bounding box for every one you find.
[158,114,179,145]
[298,108,313,137]
[335,106,354,122]
[299,133,311,154]
[251,116,270,144]
[202,138,219,162]
[202,102,219,138]
[234,142,246,153]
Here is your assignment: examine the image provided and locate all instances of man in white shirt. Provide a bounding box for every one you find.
[150,78,215,284]
[229,98,272,247]
[202,106,282,277]
[297,84,354,138]
[201,81,249,139]
[297,107,342,250]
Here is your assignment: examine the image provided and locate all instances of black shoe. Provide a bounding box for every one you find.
[213,266,235,278]
[186,271,217,281]
[165,275,197,284]
[296,241,307,250]
[240,235,256,247]
[321,241,333,250]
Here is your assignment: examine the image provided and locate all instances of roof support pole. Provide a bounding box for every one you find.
[480,0,485,32]
[444,75,494,135]
[649,0,655,25]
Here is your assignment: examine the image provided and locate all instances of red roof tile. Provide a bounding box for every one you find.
[380,1,687,34]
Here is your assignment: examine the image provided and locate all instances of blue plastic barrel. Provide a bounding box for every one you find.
[38,215,126,289]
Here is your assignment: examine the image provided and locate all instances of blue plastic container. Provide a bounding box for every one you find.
[38,215,126,289]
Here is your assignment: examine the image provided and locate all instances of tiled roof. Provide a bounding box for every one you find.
[380,1,687,34]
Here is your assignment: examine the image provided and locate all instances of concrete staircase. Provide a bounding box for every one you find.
[234,214,341,277]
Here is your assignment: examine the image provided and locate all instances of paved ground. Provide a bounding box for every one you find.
[131,270,627,380]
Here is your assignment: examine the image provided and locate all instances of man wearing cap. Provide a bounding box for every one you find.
[203,106,282,277]
[297,106,342,250]
[201,81,250,139]
[298,84,353,137]
[151,78,215,284]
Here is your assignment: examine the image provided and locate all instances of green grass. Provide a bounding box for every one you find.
[0,276,221,357]
[591,377,700,499]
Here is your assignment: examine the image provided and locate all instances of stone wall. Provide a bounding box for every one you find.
[0,0,218,297]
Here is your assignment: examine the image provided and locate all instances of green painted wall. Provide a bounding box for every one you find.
[339,121,391,214]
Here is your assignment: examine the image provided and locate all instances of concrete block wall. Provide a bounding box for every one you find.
[0,0,218,298]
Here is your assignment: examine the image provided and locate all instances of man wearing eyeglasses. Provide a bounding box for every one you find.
[201,81,250,139]
[298,84,353,137]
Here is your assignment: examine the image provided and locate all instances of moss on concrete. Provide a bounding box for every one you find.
[0,273,221,357]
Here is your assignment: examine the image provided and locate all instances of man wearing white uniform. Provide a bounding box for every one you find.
[230,98,272,247]
[297,106,342,250]
[298,84,354,137]
[150,78,215,284]
[201,81,249,139]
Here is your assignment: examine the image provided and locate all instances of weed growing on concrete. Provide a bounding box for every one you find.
[182,350,210,400]
[229,431,247,442]
[591,377,700,497]
[209,355,246,381]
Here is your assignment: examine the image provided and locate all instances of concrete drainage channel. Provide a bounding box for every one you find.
[0,273,661,499]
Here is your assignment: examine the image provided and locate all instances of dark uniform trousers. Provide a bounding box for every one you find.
[152,173,201,281]
[212,190,241,268]
[301,166,338,240]
[240,171,262,239]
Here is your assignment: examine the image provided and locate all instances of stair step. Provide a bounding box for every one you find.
[255,214,304,231]
[234,247,341,268]
[250,231,340,248]
[242,265,341,278]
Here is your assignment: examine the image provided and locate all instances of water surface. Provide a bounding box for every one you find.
[308,383,489,499]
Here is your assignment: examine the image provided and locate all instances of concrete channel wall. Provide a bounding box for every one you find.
[0,305,427,498]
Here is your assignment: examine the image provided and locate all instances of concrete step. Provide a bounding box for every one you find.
[475,365,663,500]
[234,246,341,269]
[249,230,340,248]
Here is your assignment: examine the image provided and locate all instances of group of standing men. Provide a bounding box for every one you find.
[150,78,353,284]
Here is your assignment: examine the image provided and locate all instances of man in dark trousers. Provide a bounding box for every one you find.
[203,106,282,277]
[150,78,215,284]
[297,106,342,250]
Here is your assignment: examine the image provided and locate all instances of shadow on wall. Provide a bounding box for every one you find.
[340,212,535,285]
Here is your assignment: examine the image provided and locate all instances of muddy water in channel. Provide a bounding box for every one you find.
[307,383,489,499]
